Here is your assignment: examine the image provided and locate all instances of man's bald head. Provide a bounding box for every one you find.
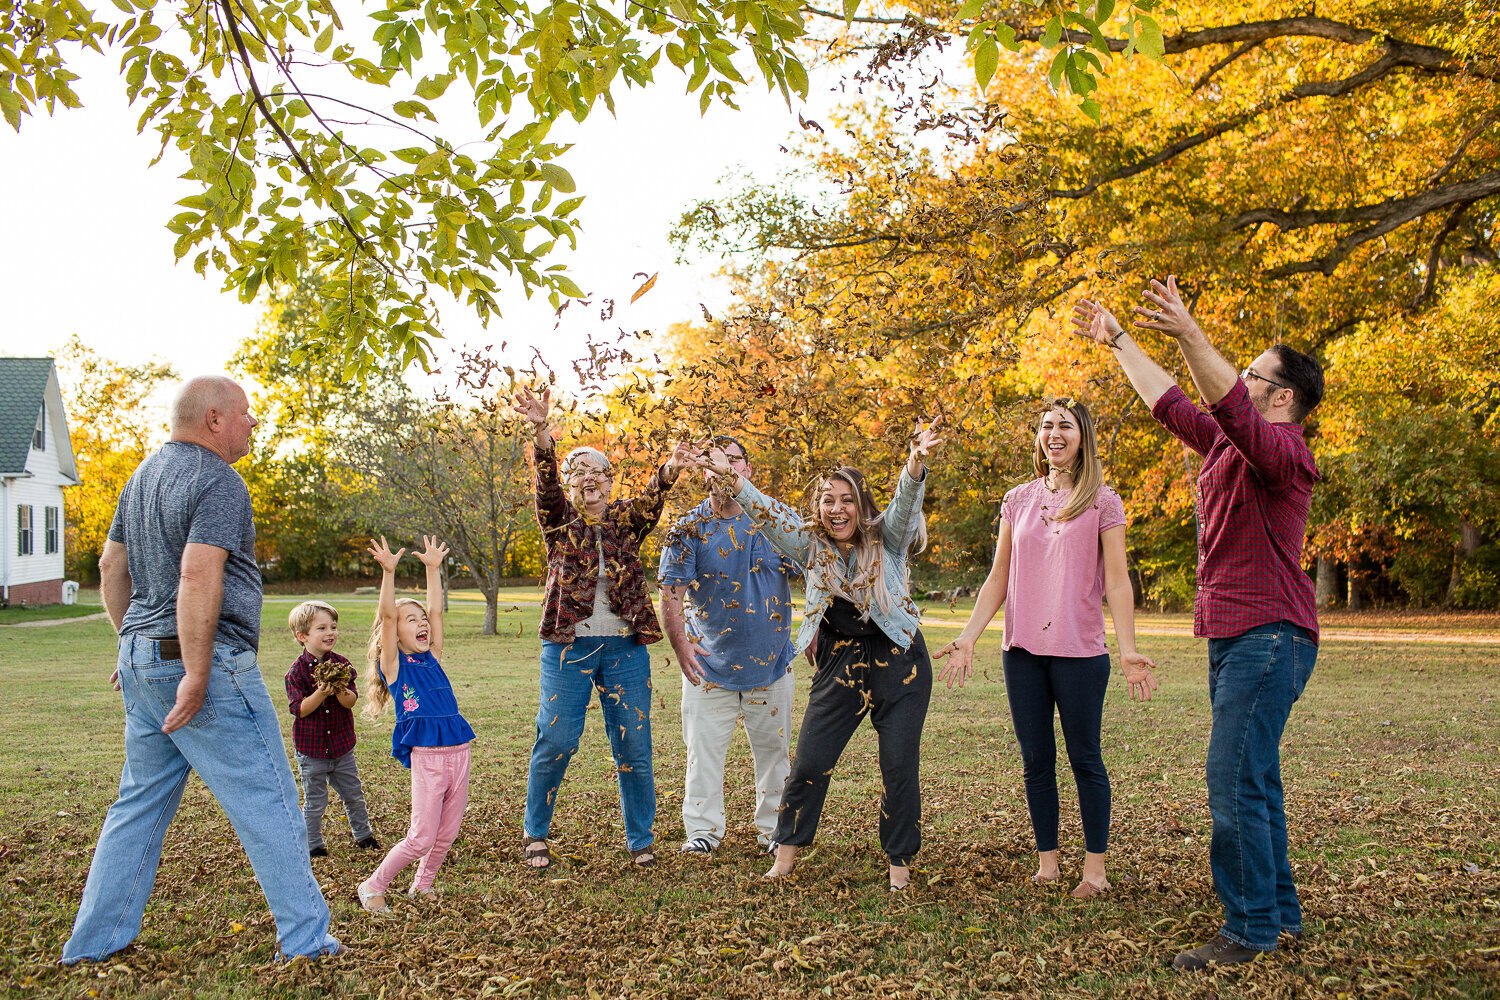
[171,376,242,432]
[170,376,257,463]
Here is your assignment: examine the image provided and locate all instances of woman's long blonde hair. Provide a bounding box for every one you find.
[362,597,426,720]
[1033,399,1105,522]
[805,467,927,618]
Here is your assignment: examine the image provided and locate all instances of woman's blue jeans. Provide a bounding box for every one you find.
[1206,621,1317,951]
[524,636,656,851]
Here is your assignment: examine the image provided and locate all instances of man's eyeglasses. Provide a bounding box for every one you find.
[1240,367,1289,391]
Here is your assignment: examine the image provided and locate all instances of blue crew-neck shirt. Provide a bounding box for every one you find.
[657,498,799,691]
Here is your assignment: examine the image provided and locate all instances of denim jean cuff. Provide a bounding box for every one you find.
[1220,927,1276,952]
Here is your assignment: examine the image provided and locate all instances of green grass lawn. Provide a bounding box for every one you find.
[1,600,1496,999]
[0,594,103,625]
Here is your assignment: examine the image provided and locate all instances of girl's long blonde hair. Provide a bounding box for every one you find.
[1033,399,1105,522]
[362,597,426,720]
[805,467,927,619]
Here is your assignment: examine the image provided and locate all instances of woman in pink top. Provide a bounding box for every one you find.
[937,399,1157,899]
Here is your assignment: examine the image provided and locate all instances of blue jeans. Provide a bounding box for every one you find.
[1206,621,1317,951]
[523,636,656,851]
[63,636,338,963]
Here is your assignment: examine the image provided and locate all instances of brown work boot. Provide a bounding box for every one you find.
[1172,934,1264,971]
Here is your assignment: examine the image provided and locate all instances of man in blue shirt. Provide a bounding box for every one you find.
[658,436,799,855]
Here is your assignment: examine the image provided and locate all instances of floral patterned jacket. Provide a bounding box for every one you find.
[533,443,672,645]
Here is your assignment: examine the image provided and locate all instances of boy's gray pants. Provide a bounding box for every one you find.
[295,750,373,849]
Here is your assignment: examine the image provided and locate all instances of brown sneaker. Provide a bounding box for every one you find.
[1172,934,1264,971]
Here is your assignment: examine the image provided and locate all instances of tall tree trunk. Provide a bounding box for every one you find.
[482,591,498,636]
[1445,519,1483,606]
[1315,554,1338,610]
[1347,570,1363,611]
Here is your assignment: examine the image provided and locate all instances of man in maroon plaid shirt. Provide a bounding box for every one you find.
[1075,277,1325,971]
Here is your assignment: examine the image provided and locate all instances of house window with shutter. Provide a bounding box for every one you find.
[33,409,44,450]
[45,507,59,554]
[17,506,34,556]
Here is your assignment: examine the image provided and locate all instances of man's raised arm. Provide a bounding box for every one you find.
[1131,276,1238,406]
[1072,298,1179,408]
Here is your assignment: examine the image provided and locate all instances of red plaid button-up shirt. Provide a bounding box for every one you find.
[284,650,358,758]
[1152,380,1320,643]
[533,444,670,645]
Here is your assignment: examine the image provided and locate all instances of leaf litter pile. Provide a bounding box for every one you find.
[3,632,1498,1000]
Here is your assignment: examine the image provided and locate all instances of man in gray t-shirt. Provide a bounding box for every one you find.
[63,376,340,964]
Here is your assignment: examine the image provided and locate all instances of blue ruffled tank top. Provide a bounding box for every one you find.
[386,650,475,768]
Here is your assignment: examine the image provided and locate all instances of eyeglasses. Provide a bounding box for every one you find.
[1240,367,1289,391]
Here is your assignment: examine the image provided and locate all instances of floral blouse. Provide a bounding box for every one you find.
[533,443,671,645]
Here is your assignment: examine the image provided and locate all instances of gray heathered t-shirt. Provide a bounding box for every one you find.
[107,441,262,651]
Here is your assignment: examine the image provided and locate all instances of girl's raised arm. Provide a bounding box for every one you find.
[368,536,406,685]
[415,535,450,662]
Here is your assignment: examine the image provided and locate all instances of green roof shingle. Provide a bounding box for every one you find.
[0,358,55,475]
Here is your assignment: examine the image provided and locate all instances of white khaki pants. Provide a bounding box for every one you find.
[681,671,794,847]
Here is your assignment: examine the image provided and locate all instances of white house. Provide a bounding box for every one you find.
[1,358,80,605]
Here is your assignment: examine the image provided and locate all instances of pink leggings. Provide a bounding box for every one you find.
[366,743,470,893]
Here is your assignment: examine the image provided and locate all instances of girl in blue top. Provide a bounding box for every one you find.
[357,535,475,912]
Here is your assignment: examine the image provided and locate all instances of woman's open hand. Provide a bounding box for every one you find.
[1072,299,1124,346]
[513,385,551,428]
[1121,651,1158,702]
[934,635,976,689]
[908,415,945,478]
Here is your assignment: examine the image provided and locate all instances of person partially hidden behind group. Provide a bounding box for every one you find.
[695,418,945,891]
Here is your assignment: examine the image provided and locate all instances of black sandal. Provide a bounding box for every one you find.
[522,835,551,870]
[630,845,658,868]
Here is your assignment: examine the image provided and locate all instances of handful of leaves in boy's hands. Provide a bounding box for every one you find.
[313,659,354,690]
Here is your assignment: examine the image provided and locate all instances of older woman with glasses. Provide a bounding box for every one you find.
[512,386,693,870]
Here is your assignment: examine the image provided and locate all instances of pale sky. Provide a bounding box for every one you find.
[0,44,856,391]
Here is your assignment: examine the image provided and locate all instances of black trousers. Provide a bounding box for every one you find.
[772,598,932,866]
[1002,645,1113,854]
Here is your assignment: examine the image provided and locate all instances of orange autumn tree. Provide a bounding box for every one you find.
[667,0,1500,605]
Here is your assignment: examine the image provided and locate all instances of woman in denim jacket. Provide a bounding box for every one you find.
[696,418,943,890]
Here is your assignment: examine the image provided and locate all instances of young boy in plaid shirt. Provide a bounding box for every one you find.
[285,601,381,858]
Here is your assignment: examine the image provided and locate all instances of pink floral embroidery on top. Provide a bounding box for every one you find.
[401,683,420,713]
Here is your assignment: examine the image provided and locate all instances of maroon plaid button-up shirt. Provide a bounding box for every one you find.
[284,650,358,758]
[533,444,670,646]
[1152,380,1320,643]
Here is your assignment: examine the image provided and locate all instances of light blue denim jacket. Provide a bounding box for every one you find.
[733,468,927,652]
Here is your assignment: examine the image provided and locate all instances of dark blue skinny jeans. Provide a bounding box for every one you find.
[1002,645,1112,855]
